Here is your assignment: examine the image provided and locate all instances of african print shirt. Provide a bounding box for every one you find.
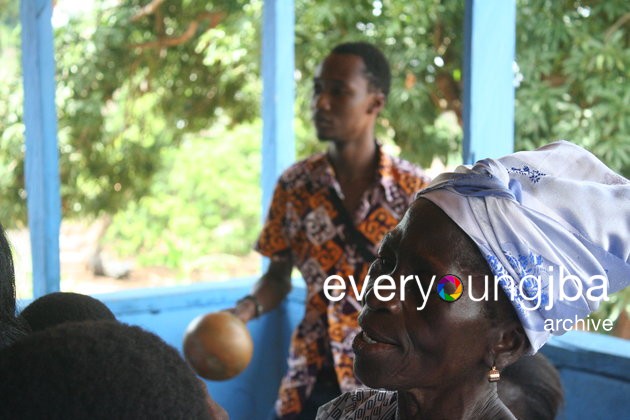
[256,146,430,418]
[316,389,398,420]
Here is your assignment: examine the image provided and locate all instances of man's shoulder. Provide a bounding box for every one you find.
[384,153,432,184]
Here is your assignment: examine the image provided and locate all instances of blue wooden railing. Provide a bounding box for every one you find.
[87,281,630,420]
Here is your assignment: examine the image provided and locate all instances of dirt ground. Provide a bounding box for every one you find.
[9,221,261,299]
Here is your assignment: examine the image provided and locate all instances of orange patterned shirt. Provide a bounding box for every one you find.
[256,146,430,418]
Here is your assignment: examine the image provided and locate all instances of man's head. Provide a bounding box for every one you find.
[330,42,391,99]
[312,41,390,143]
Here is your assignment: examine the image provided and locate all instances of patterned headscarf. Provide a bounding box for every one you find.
[417,141,630,352]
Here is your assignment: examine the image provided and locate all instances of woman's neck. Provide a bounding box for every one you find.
[396,381,515,420]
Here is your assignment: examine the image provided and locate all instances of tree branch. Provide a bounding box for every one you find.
[604,12,630,40]
[130,12,225,50]
[131,0,166,22]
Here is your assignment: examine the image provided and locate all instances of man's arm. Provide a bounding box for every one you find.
[232,256,293,323]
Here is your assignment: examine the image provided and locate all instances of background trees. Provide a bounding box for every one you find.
[3,0,627,225]
[1,1,628,284]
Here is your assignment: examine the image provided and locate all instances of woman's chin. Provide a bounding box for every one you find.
[356,373,391,389]
[353,331,406,388]
[354,358,396,389]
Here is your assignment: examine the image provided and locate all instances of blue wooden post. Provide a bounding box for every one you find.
[20,0,62,297]
[261,0,295,214]
[248,1,296,418]
[463,0,516,164]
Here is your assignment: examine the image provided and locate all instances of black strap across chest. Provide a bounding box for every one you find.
[327,187,377,263]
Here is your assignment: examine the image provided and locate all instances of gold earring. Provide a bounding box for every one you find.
[488,365,500,382]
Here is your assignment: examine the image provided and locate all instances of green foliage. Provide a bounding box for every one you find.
[293,0,466,167]
[515,1,630,177]
[2,0,628,224]
[0,5,26,226]
[588,286,630,335]
[1,0,264,224]
[51,0,263,220]
[105,120,262,268]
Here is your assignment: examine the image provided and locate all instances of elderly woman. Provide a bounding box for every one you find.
[317,141,630,419]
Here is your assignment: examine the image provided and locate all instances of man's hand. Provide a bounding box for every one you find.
[228,256,293,324]
[228,297,259,324]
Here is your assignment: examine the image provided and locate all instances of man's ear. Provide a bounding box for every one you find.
[485,322,530,370]
[367,92,385,115]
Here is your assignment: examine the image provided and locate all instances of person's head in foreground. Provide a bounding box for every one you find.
[0,223,29,349]
[20,291,116,332]
[317,140,629,419]
[499,353,564,420]
[0,320,228,420]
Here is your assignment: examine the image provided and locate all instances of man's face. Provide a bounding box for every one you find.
[311,53,382,143]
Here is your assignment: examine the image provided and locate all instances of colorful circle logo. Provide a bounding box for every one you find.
[437,275,463,302]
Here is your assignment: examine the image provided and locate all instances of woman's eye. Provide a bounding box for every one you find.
[373,256,394,271]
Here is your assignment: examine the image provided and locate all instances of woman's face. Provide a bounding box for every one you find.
[353,198,497,390]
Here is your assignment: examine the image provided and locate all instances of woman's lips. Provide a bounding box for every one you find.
[362,331,379,344]
[353,331,398,356]
[356,326,398,347]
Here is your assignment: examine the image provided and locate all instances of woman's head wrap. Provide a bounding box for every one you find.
[417,141,630,352]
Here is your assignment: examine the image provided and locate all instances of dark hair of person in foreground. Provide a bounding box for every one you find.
[0,223,29,349]
[20,291,116,332]
[499,353,564,420]
[0,320,215,419]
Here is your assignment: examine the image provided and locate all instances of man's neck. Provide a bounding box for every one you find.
[325,136,379,215]
[326,137,378,182]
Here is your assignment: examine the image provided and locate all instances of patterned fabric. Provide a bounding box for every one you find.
[316,389,398,420]
[417,140,630,352]
[256,146,429,418]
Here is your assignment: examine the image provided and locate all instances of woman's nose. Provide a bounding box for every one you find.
[363,277,403,313]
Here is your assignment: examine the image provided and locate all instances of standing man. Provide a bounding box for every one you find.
[232,42,431,419]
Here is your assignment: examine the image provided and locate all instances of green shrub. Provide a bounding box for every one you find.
[106,120,262,270]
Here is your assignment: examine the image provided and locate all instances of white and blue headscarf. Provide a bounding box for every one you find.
[417,141,630,352]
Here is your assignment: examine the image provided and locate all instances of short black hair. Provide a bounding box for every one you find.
[499,353,564,420]
[331,41,391,98]
[0,224,28,349]
[20,291,116,332]
[0,321,212,419]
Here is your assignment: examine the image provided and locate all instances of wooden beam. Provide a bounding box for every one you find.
[463,0,516,163]
[20,0,62,297]
[261,0,295,214]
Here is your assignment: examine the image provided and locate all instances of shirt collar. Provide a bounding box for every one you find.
[376,142,396,202]
[319,141,396,201]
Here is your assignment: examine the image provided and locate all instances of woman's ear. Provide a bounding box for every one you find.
[486,322,530,370]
